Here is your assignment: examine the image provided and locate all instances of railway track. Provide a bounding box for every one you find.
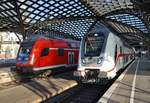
[44,61,134,103]
[59,84,105,103]
[43,79,114,103]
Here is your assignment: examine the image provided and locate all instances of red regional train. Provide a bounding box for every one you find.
[16,35,80,74]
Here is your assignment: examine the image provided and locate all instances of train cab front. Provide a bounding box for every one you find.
[15,41,35,74]
[74,28,111,81]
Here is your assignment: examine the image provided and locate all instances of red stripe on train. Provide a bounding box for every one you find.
[106,53,134,72]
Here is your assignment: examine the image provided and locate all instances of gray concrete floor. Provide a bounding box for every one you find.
[107,58,150,103]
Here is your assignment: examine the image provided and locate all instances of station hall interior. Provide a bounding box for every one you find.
[0,0,150,103]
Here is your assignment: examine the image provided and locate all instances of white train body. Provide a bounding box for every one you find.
[74,23,134,79]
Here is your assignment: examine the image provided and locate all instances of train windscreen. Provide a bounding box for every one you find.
[17,42,34,62]
[84,33,105,56]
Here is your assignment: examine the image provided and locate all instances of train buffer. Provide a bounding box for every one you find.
[98,58,150,103]
[0,77,77,103]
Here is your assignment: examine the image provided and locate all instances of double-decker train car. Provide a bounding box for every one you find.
[16,35,80,74]
[74,23,135,82]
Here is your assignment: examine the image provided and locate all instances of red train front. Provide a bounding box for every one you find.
[16,36,80,74]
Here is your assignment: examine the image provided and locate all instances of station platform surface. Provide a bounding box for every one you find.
[0,77,77,103]
[98,58,150,103]
[0,59,16,67]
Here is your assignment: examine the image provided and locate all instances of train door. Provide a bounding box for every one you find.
[68,52,74,65]
[120,46,123,67]
[114,45,117,63]
[39,48,49,66]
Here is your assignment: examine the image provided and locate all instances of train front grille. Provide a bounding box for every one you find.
[85,69,99,78]
[85,69,107,78]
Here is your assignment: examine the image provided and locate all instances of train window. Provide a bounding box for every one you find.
[114,45,117,63]
[58,48,64,56]
[19,47,32,58]
[84,33,105,56]
[41,48,49,57]
[120,47,122,54]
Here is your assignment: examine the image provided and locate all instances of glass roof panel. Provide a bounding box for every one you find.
[34,18,96,39]
[106,14,148,33]
[15,0,94,25]
[0,0,148,43]
[84,0,133,16]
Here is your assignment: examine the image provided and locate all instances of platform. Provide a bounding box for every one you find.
[0,67,17,84]
[0,77,77,103]
[0,59,16,67]
[98,58,150,103]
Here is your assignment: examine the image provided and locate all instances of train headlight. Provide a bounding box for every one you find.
[82,59,86,64]
[18,58,21,61]
[97,57,103,64]
[25,57,29,61]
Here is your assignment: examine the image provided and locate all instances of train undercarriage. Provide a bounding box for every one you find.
[74,69,111,84]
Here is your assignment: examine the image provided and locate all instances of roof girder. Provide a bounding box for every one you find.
[0,0,149,45]
[105,18,143,33]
